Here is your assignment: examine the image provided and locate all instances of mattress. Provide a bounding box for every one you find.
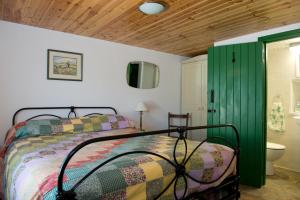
[3,128,235,200]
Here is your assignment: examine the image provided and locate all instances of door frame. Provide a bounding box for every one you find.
[180,55,208,114]
[258,28,300,180]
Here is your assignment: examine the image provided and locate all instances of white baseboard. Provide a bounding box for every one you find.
[273,164,300,173]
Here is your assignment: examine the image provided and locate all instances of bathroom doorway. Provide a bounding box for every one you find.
[246,32,300,199]
[266,37,300,175]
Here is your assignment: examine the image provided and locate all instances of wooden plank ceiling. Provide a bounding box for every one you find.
[1,0,300,56]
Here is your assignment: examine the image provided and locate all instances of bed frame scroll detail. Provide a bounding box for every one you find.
[57,124,240,200]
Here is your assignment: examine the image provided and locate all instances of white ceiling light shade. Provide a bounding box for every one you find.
[139,2,166,15]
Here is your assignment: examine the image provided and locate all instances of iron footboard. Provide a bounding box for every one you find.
[56,124,240,200]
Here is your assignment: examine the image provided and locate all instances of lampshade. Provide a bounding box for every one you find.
[138,2,166,15]
[135,102,148,112]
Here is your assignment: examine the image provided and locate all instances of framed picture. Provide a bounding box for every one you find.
[47,49,83,81]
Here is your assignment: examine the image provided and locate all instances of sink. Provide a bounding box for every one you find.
[294,116,300,125]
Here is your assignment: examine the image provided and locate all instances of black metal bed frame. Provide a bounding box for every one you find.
[12,106,240,200]
[12,106,117,126]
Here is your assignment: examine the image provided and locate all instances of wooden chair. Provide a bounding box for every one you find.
[168,112,190,138]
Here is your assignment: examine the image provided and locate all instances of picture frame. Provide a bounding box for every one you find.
[47,49,83,81]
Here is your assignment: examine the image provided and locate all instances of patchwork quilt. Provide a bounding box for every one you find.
[3,129,235,200]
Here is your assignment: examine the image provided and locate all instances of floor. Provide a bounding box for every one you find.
[240,167,300,200]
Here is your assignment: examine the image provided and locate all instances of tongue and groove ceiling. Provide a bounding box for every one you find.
[1,0,300,56]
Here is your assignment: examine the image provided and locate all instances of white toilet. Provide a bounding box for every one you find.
[266,142,286,175]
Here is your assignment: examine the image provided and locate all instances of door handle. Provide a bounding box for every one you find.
[210,90,215,103]
[208,109,216,113]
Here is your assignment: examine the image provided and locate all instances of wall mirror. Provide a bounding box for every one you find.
[126,61,160,89]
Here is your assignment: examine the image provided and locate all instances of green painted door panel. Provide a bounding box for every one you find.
[207,42,266,187]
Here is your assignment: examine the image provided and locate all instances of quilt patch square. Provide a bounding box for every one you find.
[51,125,63,133]
[202,168,214,182]
[73,124,84,132]
[39,125,52,134]
[211,151,223,167]
[139,162,163,181]
[101,189,126,200]
[49,119,62,125]
[113,159,137,168]
[71,119,82,124]
[63,124,74,132]
[162,174,175,196]
[146,178,163,199]
[157,160,174,176]
[96,169,126,194]
[126,182,146,200]
[121,166,146,186]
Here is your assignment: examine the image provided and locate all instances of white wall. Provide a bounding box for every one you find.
[267,45,300,172]
[215,23,300,46]
[0,20,186,144]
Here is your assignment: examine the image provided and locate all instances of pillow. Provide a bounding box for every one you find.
[15,114,132,139]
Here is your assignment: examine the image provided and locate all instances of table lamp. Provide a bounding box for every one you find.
[135,102,148,131]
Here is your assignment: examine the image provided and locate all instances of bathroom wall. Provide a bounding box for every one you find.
[267,43,300,172]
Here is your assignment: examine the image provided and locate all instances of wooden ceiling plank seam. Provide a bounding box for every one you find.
[116,0,287,41]
[72,0,140,35]
[139,16,300,55]
[62,0,102,33]
[84,0,155,37]
[0,0,3,19]
[170,12,300,55]
[38,0,84,28]
[117,1,298,49]
[51,0,92,30]
[29,0,57,26]
[45,0,88,29]
[30,0,56,26]
[68,0,139,35]
[65,0,134,33]
[25,0,48,25]
[2,0,16,21]
[105,0,264,43]
[18,0,33,24]
[88,0,215,39]
[213,5,300,39]
[147,1,299,45]
[215,13,300,42]
[53,0,101,29]
[113,0,289,45]
[107,0,231,41]
[54,0,110,31]
[106,0,233,41]
[127,12,299,56]
[2,0,300,56]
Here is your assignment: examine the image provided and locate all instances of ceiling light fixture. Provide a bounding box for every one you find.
[139,2,166,15]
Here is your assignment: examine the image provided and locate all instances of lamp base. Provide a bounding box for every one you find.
[139,111,144,131]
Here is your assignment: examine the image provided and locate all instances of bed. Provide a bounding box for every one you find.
[1,106,240,200]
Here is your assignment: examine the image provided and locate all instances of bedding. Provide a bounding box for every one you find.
[15,114,131,139]
[2,116,236,200]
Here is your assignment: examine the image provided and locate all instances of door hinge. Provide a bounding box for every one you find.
[232,51,236,63]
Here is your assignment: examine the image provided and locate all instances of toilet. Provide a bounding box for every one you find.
[266,142,286,175]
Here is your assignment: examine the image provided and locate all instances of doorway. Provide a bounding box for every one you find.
[181,55,208,141]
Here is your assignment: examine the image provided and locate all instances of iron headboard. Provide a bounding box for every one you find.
[12,106,118,125]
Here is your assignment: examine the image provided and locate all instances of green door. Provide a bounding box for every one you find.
[207,42,266,187]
